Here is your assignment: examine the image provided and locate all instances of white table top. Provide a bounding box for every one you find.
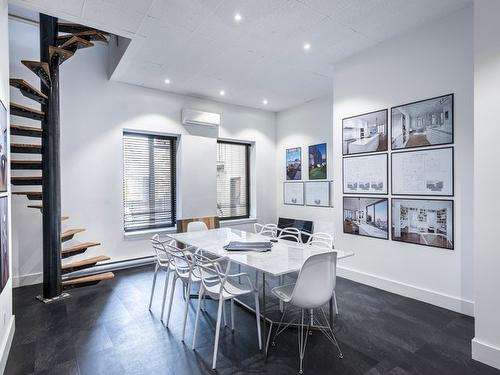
[168,228,354,277]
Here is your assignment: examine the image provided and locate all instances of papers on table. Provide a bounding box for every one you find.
[223,241,273,252]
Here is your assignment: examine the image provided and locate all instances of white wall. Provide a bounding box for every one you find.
[0,0,14,372]
[472,0,500,369]
[9,19,277,285]
[333,7,473,315]
[276,95,334,235]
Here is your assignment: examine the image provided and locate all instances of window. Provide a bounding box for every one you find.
[216,141,250,220]
[123,132,176,232]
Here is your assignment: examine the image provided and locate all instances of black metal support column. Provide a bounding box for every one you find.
[39,14,62,299]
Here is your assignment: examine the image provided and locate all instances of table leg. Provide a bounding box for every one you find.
[262,272,266,355]
[329,296,334,330]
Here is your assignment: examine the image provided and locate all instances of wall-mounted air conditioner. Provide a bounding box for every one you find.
[181,109,221,128]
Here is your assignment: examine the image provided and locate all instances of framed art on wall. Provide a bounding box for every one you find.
[0,197,8,291]
[305,181,330,207]
[0,100,7,192]
[284,182,304,205]
[343,153,388,195]
[391,94,453,150]
[286,147,301,180]
[343,197,389,240]
[308,143,327,179]
[391,198,454,250]
[342,109,388,155]
[391,147,454,196]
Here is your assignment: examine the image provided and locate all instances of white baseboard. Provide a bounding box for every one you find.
[13,272,42,288]
[337,265,474,316]
[472,338,500,370]
[0,316,15,375]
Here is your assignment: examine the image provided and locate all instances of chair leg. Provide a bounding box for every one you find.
[222,300,227,327]
[333,290,339,315]
[160,271,170,323]
[148,264,159,311]
[254,292,262,350]
[192,286,204,350]
[165,276,177,327]
[230,298,235,332]
[272,303,288,346]
[181,280,192,342]
[279,275,284,313]
[212,298,224,370]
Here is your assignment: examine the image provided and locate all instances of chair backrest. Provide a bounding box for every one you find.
[187,221,209,232]
[164,240,198,277]
[192,252,232,296]
[177,216,220,233]
[151,234,171,266]
[254,223,277,237]
[278,227,302,242]
[277,217,313,243]
[290,252,338,309]
[307,232,333,249]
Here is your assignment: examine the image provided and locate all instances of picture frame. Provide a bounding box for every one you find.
[342,109,388,156]
[391,147,454,196]
[308,143,327,179]
[391,94,454,151]
[283,181,304,205]
[0,100,7,193]
[286,147,302,180]
[305,181,330,207]
[391,198,454,250]
[343,196,389,240]
[0,197,8,291]
[343,153,388,195]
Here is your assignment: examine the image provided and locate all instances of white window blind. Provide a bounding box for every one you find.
[123,132,176,232]
[216,141,250,220]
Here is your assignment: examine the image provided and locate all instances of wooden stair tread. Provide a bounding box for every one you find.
[62,255,110,270]
[11,160,42,170]
[21,61,51,88]
[9,79,47,104]
[62,272,114,286]
[12,191,42,199]
[10,124,43,137]
[62,216,69,221]
[49,46,74,65]
[63,241,101,253]
[62,228,85,237]
[27,204,42,209]
[11,176,42,185]
[11,144,42,154]
[58,22,110,35]
[58,30,108,43]
[10,102,44,121]
[60,36,94,50]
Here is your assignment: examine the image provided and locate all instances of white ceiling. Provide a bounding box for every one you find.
[9,0,471,111]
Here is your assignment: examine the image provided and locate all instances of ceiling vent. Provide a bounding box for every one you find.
[181,109,220,128]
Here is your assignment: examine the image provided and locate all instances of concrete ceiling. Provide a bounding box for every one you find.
[9,0,470,111]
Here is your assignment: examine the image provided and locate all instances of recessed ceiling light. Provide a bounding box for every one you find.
[219,90,225,96]
[164,78,170,84]
[234,13,242,22]
[303,43,311,51]
[262,99,268,105]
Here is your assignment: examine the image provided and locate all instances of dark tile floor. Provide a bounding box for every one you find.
[5,266,500,375]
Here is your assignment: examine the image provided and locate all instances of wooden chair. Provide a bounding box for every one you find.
[176,216,220,233]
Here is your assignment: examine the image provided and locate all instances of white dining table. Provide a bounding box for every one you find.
[169,227,355,355]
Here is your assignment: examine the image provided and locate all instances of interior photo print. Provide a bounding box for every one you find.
[342,109,388,155]
[391,94,453,150]
[0,101,6,192]
[0,197,8,292]
[308,143,327,179]
[392,198,454,249]
[343,197,388,239]
[286,147,301,180]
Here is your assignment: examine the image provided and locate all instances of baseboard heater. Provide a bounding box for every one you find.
[62,255,155,280]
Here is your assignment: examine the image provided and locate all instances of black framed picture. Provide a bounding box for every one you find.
[305,181,330,207]
[0,100,7,192]
[343,153,388,195]
[343,197,389,240]
[391,94,453,150]
[391,198,454,250]
[392,147,454,196]
[308,143,327,179]
[0,197,8,291]
[283,181,304,205]
[342,109,388,156]
[286,147,301,180]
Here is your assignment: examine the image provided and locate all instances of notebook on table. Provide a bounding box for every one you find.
[223,241,273,252]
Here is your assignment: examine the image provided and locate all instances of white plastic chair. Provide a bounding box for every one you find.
[271,252,343,374]
[187,221,209,232]
[254,223,278,237]
[149,235,175,320]
[278,227,302,242]
[191,253,262,370]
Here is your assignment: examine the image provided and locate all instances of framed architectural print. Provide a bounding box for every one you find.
[342,109,388,155]
[392,147,454,196]
[286,147,301,180]
[343,197,389,240]
[391,94,453,150]
[343,154,388,195]
[284,182,304,205]
[391,198,454,250]
[0,100,7,192]
[0,197,8,291]
[305,181,330,207]
[308,143,327,179]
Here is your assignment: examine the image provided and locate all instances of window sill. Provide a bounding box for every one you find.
[219,217,257,227]
[123,226,177,240]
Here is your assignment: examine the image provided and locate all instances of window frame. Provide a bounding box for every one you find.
[216,139,251,221]
[122,131,177,233]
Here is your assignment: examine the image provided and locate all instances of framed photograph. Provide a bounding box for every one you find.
[305,181,330,207]
[0,100,7,192]
[330,181,334,208]
[391,94,453,150]
[392,147,454,196]
[391,198,454,250]
[308,143,327,179]
[284,182,304,205]
[286,147,301,180]
[343,197,389,240]
[0,197,8,291]
[343,154,388,195]
[342,109,388,155]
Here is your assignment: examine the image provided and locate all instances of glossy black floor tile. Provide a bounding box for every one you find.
[5,266,500,375]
